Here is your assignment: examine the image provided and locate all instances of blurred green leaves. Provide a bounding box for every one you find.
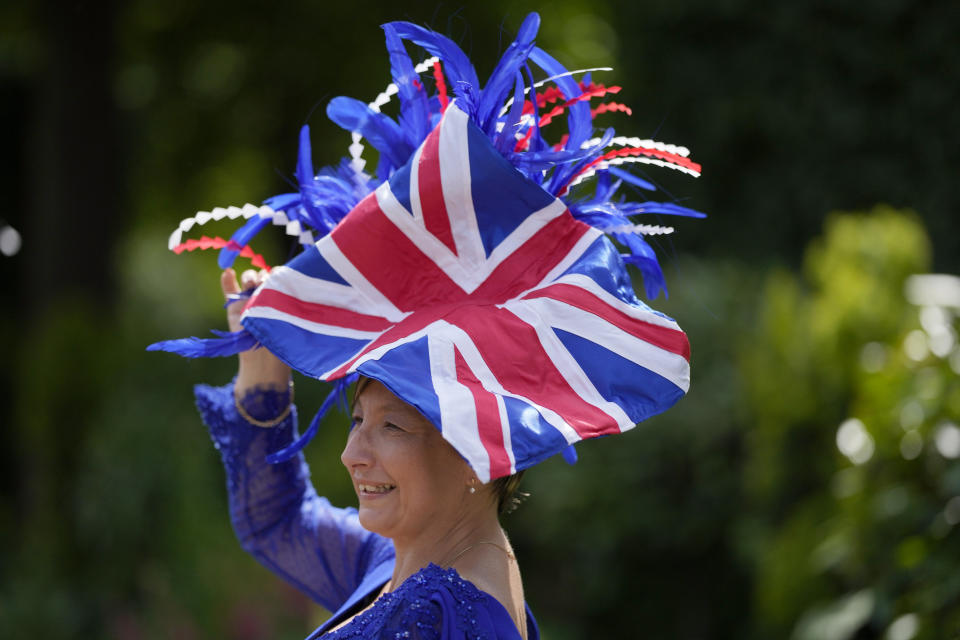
[740,207,959,639]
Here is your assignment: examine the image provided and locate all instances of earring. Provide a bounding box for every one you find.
[468,478,477,494]
[469,485,476,494]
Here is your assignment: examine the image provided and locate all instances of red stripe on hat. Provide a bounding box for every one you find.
[418,120,457,253]
[324,307,442,380]
[249,289,394,332]
[454,347,513,479]
[331,192,463,311]
[448,306,618,439]
[474,212,590,301]
[523,283,690,360]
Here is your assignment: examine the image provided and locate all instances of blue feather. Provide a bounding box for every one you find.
[382,23,431,146]
[293,126,338,232]
[218,215,271,269]
[569,206,632,231]
[510,146,592,171]
[592,170,616,201]
[521,63,545,152]
[327,96,411,172]
[527,46,592,152]
[615,231,668,299]
[607,166,657,192]
[549,128,615,196]
[477,12,540,135]
[620,201,707,218]
[375,153,394,183]
[295,125,314,189]
[496,72,528,155]
[388,21,480,113]
[513,127,612,178]
[264,192,300,211]
[146,329,258,358]
[265,375,356,464]
[513,63,548,182]
[299,165,371,232]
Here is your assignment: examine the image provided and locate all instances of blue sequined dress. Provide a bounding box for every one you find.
[195,381,539,639]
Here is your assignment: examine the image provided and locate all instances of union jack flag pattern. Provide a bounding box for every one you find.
[240,102,690,482]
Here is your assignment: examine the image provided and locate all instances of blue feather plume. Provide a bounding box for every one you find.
[496,72,529,155]
[147,329,258,358]
[218,216,271,269]
[265,374,358,463]
[327,96,412,174]
[608,166,656,192]
[477,12,540,136]
[389,21,480,113]
[614,231,669,299]
[383,23,432,147]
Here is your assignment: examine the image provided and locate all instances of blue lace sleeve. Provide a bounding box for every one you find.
[194,380,395,613]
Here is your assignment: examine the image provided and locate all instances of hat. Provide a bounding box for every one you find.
[149,13,703,482]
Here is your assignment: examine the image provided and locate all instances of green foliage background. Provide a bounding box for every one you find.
[1,1,958,638]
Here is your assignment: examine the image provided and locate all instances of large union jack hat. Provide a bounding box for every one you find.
[150,13,704,481]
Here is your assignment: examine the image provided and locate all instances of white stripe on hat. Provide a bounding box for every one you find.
[320,237,407,322]
[551,272,684,332]
[428,333,491,482]
[435,320,584,446]
[375,182,473,293]
[523,296,691,392]
[503,300,633,431]
[242,306,385,341]
[438,104,487,273]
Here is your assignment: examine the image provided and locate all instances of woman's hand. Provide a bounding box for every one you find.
[222,268,291,401]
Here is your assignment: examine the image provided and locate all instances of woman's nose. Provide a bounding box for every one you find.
[341,424,373,469]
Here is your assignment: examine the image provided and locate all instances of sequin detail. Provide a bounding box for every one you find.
[323,565,496,639]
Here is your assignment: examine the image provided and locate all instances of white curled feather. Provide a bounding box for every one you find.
[566,154,700,191]
[167,203,315,251]
[348,56,440,177]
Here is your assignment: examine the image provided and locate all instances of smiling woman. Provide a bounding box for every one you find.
[195,267,535,638]
[345,380,477,543]
[339,379,527,634]
[152,11,701,639]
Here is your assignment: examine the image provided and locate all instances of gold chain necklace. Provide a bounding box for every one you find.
[445,540,516,565]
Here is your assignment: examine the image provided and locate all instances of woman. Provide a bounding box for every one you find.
[194,267,531,638]
[153,12,702,639]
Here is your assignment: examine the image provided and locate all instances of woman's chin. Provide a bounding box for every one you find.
[357,504,396,537]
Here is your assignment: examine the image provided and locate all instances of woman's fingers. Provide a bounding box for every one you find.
[230,267,290,400]
[223,267,271,335]
[221,268,241,298]
[240,269,259,291]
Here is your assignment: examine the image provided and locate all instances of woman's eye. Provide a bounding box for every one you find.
[384,422,404,433]
[349,417,362,431]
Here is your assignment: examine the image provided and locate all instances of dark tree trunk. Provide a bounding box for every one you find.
[26,0,120,315]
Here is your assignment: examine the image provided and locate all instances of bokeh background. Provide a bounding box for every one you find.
[2,0,959,638]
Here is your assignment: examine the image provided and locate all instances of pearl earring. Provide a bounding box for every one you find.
[469,485,476,494]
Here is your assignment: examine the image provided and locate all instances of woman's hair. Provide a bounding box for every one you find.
[352,376,527,515]
[491,472,527,515]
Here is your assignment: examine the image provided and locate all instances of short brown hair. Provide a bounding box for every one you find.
[491,472,527,515]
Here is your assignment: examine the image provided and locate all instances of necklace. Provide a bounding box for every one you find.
[446,540,516,565]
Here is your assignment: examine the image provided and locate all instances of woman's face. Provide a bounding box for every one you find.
[342,379,473,541]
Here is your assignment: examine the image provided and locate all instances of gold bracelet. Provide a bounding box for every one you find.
[234,381,294,428]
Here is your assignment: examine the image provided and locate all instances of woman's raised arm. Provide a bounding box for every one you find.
[195,269,394,613]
